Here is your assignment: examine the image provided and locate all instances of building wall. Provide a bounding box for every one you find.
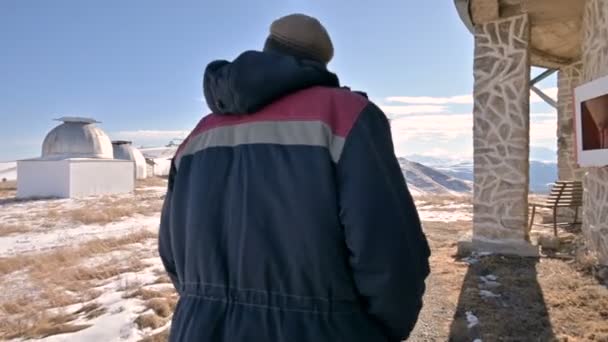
[557,62,584,181]
[17,160,70,198]
[69,160,134,197]
[152,158,172,177]
[113,144,148,179]
[472,14,531,242]
[581,0,608,265]
[16,159,134,199]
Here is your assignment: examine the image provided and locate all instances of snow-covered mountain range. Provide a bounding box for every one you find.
[398,158,472,195]
[405,155,558,193]
[1,151,558,194]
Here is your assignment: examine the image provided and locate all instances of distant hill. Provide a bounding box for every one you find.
[0,162,17,182]
[0,150,557,195]
[398,158,472,195]
[406,155,557,194]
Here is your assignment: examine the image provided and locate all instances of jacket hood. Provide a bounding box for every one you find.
[203,51,340,115]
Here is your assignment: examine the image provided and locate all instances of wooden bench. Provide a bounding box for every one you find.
[528,181,583,237]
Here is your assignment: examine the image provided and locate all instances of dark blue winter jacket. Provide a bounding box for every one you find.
[159,51,430,342]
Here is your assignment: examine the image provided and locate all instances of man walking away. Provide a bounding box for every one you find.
[159,13,430,342]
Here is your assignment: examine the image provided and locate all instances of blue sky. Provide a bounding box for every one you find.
[0,0,557,162]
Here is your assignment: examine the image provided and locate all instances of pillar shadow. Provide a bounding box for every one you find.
[448,255,556,342]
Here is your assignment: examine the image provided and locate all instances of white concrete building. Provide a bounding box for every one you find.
[17,117,134,198]
[140,144,178,177]
[112,140,147,179]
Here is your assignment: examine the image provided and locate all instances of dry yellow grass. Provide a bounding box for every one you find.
[0,310,92,339]
[0,230,158,339]
[0,179,168,340]
[58,257,147,283]
[68,197,163,225]
[124,285,177,322]
[135,313,167,330]
[0,180,16,194]
[0,288,101,317]
[140,329,170,342]
[145,298,173,318]
[0,223,32,237]
[73,302,108,320]
[2,185,164,228]
[136,176,168,188]
[153,274,172,285]
[0,230,155,276]
[124,287,175,301]
[414,194,472,207]
[0,181,17,200]
[1,296,33,315]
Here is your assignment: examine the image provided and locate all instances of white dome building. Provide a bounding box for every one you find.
[42,117,113,159]
[112,141,147,179]
[17,117,134,198]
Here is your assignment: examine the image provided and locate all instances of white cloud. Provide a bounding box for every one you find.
[386,95,473,105]
[530,87,558,103]
[530,115,558,148]
[385,87,558,105]
[389,111,558,157]
[379,105,449,117]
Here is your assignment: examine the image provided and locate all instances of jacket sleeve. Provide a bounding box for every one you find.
[337,102,431,341]
[159,161,180,292]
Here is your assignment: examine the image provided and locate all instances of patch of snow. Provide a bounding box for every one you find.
[41,258,169,342]
[0,214,160,257]
[481,274,497,281]
[479,275,501,289]
[479,290,501,298]
[462,256,479,265]
[466,311,479,328]
[461,252,494,265]
[473,339,483,342]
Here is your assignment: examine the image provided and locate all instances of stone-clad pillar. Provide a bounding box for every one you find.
[469,14,537,256]
[557,62,584,181]
[581,0,608,266]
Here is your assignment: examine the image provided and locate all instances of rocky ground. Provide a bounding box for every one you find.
[410,198,608,342]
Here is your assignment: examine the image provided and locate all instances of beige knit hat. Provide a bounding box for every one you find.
[263,14,334,65]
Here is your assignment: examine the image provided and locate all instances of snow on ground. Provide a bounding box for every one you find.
[466,311,480,328]
[1,184,472,341]
[417,204,472,222]
[0,214,160,256]
[1,183,173,341]
[40,253,171,342]
[414,196,472,222]
[0,186,166,256]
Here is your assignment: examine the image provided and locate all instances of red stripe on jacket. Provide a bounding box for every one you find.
[176,86,368,158]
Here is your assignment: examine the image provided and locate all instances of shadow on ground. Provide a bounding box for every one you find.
[448,255,555,342]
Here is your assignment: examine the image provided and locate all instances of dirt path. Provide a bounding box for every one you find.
[409,219,608,342]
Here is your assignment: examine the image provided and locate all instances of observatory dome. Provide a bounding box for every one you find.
[42,117,113,159]
[112,141,148,179]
